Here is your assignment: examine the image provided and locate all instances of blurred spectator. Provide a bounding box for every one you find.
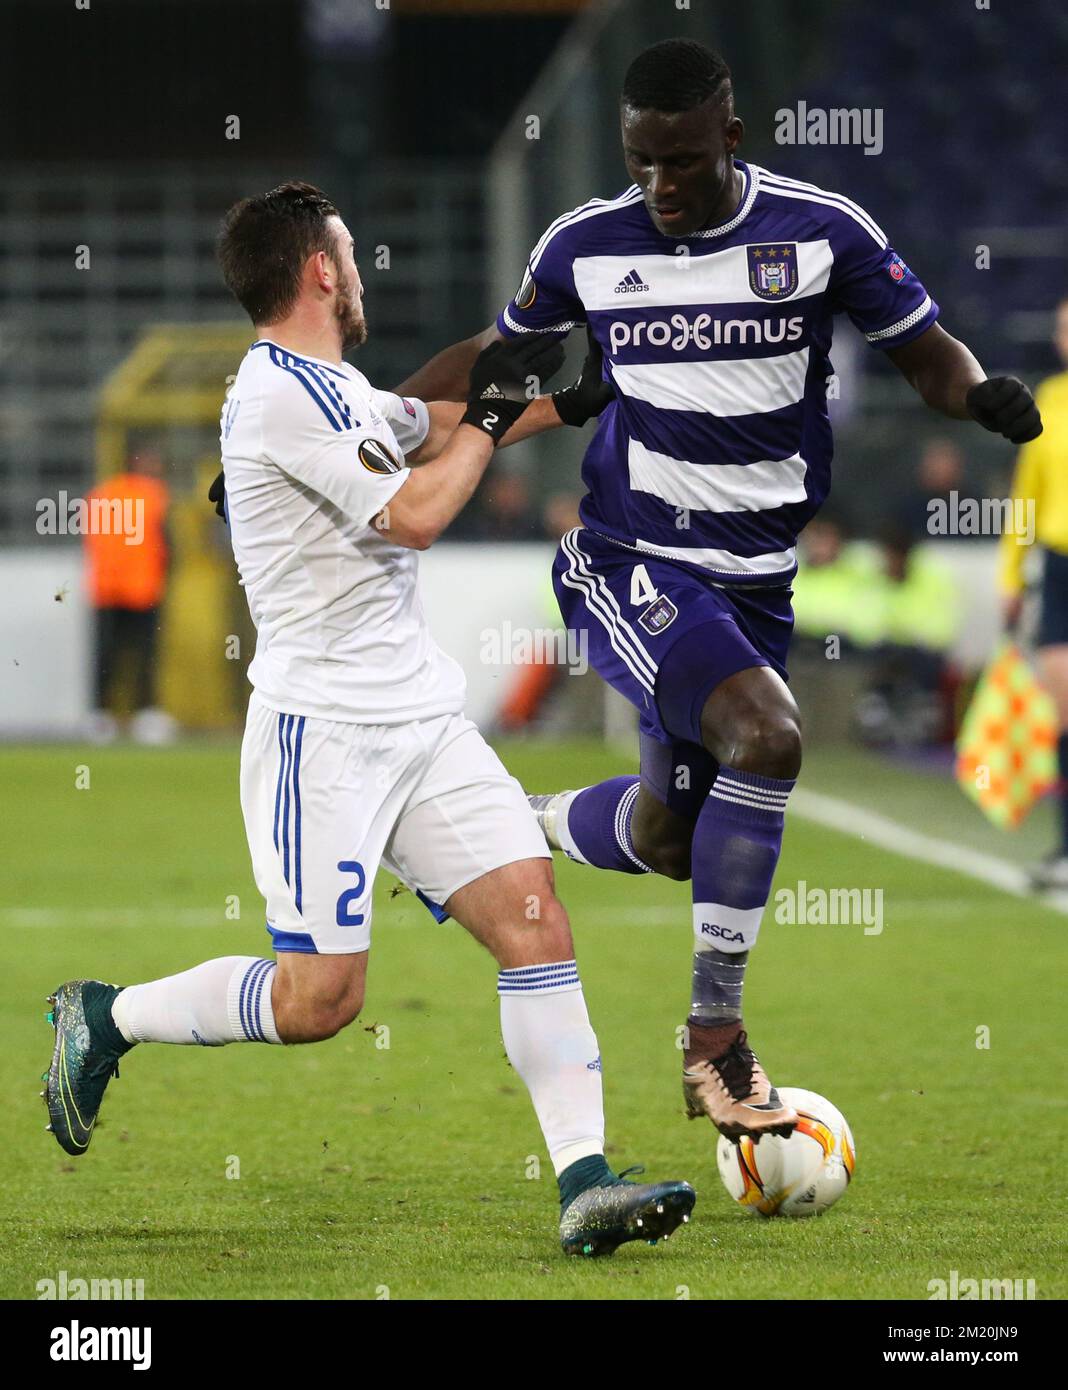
[83,448,176,744]
[476,471,535,540]
[792,513,883,652]
[879,526,960,651]
[896,437,976,543]
[1000,294,1068,887]
[795,512,960,747]
[855,525,959,747]
[542,491,582,540]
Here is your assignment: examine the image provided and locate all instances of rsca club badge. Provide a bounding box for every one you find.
[638,595,678,636]
[746,243,799,301]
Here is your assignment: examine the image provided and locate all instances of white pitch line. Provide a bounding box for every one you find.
[0,908,226,928]
[791,786,1068,917]
[5,799,1063,930]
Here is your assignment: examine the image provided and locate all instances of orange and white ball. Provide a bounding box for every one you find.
[716,1087,856,1217]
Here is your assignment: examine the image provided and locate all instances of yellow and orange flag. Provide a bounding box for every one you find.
[955,640,1058,828]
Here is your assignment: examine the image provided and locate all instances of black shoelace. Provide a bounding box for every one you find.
[714,1031,757,1100]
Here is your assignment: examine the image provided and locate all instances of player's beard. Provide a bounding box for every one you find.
[336,275,367,351]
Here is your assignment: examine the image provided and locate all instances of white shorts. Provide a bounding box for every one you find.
[239,693,549,954]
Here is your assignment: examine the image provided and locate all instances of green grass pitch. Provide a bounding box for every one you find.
[2,739,1065,1300]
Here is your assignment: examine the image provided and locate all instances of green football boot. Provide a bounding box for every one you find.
[42,980,132,1156]
[559,1166,696,1257]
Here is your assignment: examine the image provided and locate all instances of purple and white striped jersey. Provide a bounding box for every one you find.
[497,159,938,586]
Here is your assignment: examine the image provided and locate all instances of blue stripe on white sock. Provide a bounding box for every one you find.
[247,956,271,1045]
[250,960,275,1042]
[239,959,273,1041]
[238,962,253,1040]
[497,960,581,994]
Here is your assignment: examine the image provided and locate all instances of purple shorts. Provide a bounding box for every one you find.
[553,528,795,815]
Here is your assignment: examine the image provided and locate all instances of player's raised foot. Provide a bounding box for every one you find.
[682,1027,798,1144]
[43,980,134,1156]
[558,1157,696,1257]
[527,790,576,851]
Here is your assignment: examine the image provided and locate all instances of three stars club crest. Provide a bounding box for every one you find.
[746,243,799,301]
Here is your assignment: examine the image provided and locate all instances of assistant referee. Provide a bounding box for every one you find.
[1001,295,1068,887]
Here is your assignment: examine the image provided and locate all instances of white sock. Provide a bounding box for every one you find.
[111,957,281,1046]
[497,960,604,1175]
[553,790,590,864]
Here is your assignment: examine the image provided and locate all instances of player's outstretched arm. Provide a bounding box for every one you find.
[409,394,567,466]
[407,326,613,463]
[887,322,1042,443]
[380,333,564,549]
[397,324,613,434]
[207,337,572,520]
[394,324,501,401]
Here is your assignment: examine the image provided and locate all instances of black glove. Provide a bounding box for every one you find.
[966,377,1042,444]
[551,326,615,427]
[208,469,227,519]
[460,332,566,443]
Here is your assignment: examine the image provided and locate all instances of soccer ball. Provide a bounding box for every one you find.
[716,1087,856,1217]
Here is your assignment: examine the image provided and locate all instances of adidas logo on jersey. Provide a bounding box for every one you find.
[614,269,650,294]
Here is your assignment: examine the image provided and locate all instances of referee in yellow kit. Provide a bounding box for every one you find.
[1001,295,1068,888]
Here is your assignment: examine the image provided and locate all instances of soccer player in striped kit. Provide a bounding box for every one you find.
[399,39,1042,1144]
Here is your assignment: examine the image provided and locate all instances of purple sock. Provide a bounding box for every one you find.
[690,767,794,1023]
[560,776,651,874]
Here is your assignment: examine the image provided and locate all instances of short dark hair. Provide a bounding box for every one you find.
[217,181,342,324]
[621,39,732,115]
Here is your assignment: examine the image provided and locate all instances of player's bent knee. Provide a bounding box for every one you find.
[501,889,574,966]
[315,983,364,1039]
[448,859,576,967]
[699,668,803,779]
[277,988,363,1043]
[742,713,802,778]
[704,707,803,779]
[524,891,574,959]
[272,954,366,1044]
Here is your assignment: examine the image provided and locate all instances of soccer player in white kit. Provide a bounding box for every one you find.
[43,182,695,1257]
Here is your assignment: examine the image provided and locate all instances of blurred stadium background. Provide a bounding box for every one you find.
[5,0,1068,1306]
[2,0,1067,840]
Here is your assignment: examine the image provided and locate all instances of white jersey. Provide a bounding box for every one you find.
[221,338,466,723]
